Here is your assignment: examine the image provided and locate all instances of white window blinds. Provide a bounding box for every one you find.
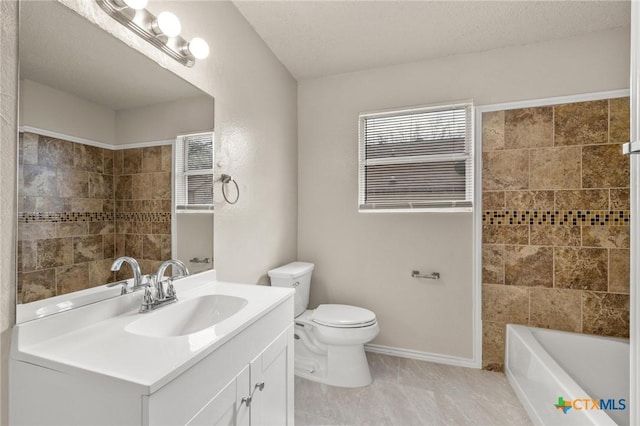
[358,103,473,212]
[175,132,214,212]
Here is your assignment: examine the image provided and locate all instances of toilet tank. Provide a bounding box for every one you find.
[268,262,314,317]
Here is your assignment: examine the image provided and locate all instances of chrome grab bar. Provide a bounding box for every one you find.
[411,270,440,280]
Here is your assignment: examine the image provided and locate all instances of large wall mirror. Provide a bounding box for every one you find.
[17,1,215,322]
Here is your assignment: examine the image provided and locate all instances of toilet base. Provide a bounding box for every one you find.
[294,332,373,388]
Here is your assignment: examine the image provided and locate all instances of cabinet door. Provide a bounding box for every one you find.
[249,328,292,426]
[187,365,250,426]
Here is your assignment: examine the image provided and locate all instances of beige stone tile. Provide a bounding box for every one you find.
[19,240,37,272]
[73,235,104,263]
[33,196,70,213]
[88,221,115,235]
[38,136,74,168]
[504,106,553,149]
[71,198,104,212]
[56,168,89,198]
[152,172,172,199]
[610,188,630,210]
[103,234,115,259]
[142,234,161,261]
[582,144,629,188]
[74,143,104,173]
[609,97,630,144]
[482,284,529,324]
[103,149,114,175]
[530,225,581,246]
[22,165,57,197]
[554,247,608,291]
[21,132,39,165]
[56,263,90,295]
[57,222,88,238]
[142,146,163,173]
[554,189,609,210]
[113,150,123,176]
[504,245,553,287]
[482,244,504,284]
[482,321,505,365]
[21,269,56,303]
[125,234,143,259]
[529,287,582,332]
[161,145,173,173]
[122,148,142,174]
[482,150,529,190]
[554,100,608,146]
[504,190,554,210]
[529,146,581,190]
[582,226,629,249]
[483,191,505,210]
[582,292,629,338]
[482,225,529,245]
[88,259,116,287]
[37,238,73,269]
[609,249,630,294]
[482,110,504,152]
[19,222,56,241]
[115,175,132,200]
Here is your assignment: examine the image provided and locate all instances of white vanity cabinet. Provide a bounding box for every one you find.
[10,277,295,426]
[149,326,293,426]
[186,329,290,426]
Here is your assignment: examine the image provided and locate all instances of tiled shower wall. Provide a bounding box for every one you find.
[17,132,172,303]
[481,97,630,371]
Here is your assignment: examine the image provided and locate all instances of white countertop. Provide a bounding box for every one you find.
[11,271,294,394]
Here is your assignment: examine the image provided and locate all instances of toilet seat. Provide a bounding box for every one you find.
[311,304,377,328]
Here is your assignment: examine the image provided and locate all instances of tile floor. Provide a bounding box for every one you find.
[294,352,532,425]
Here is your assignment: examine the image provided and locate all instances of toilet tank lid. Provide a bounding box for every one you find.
[312,304,376,327]
[268,261,314,279]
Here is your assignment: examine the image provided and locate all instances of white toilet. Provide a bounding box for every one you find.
[268,261,379,388]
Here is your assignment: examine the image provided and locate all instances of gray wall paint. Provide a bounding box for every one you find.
[297,27,630,358]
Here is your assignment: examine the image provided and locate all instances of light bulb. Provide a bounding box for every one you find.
[187,37,210,59]
[153,11,181,37]
[113,0,148,10]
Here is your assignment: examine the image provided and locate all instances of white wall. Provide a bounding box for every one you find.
[115,96,213,145]
[19,79,116,144]
[298,27,630,359]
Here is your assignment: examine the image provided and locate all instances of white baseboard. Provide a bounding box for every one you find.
[365,343,480,369]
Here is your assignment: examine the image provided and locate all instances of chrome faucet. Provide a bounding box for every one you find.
[138,259,190,313]
[155,259,189,299]
[109,256,144,293]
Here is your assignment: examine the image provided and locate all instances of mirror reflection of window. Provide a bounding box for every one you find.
[175,132,214,211]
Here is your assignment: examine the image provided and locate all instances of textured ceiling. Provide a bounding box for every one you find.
[20,1,205,111]
[233,0,631,80]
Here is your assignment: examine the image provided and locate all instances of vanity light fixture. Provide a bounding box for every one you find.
[112,0,148,10]
[97,0,209,68]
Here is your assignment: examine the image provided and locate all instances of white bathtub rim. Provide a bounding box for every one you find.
[505,324,619,426]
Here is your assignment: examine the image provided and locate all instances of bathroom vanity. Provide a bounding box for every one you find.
[10,271,294,426]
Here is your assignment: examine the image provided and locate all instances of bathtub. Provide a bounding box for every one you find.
[505,325,629,426]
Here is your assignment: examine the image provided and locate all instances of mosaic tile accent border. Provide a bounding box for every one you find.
[483,210,630,226]
[19,211,171,223]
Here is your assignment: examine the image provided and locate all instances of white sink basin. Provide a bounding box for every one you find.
[125,294,248,337]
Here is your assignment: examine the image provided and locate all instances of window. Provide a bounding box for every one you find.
[175,132,214,212]
[358,102,473,212]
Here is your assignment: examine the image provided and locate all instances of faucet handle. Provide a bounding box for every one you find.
[106,280,130,295]
[166,278,177,299]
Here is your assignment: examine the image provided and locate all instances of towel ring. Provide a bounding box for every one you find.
[221,174,239,204]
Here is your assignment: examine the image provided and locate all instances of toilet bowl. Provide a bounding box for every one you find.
[268,262,379,388]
